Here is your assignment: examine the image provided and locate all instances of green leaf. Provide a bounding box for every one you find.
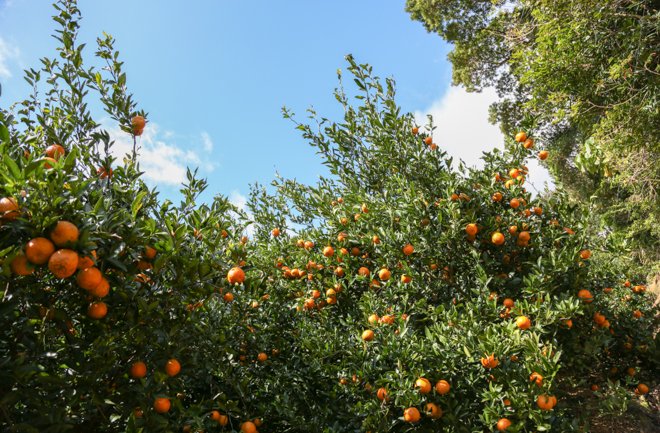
[132,191,147,218]
[3,154,21,180]
[0,123,9,144]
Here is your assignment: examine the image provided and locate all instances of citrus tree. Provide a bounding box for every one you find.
[0,2,257,432]
[239,56,660,432]
[1,2,658,433]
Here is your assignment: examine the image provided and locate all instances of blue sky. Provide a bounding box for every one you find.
[0,0,552,209]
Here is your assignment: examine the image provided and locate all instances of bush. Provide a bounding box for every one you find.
[0,2,658,432]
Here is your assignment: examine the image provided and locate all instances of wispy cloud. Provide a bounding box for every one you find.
[0,36,20,79]
[415,86,554,195]
[105,121,215,187]
[201,131,213,152]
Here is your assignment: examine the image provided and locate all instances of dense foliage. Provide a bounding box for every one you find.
[0,2,658,432]
[405,0,660,281]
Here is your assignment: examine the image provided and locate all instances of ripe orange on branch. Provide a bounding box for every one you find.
[48,249,79,278]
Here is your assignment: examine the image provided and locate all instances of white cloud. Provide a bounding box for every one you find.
[415,86,554,195]
[0,36,20,79]
[201,131,213,152]
[105,121,214,187]
[229,190,247,210]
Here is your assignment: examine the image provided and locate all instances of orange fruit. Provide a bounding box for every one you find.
[404,407,420,422]
[530,372,544,386]
[253,419,262,427]
[533,206,542,215]
[97,166,113,179]
[164,359,181,376]
[523,138,534,149]
[130,361,147,379]
[510,198,520,208]
[258,353,267,362]
[518,231,530,242]
[89,277,110,298]
[636,384,648,395]
[515,132,527,142]
[136,260,152,271]
[493,192,503,202]
[412,127,418,134]
[228,267,246,284]
[401,274,412,284]
[25,237,56,265]
[537,395,554,410]
[0,197,20,222]
[142,246,157,260]
[48,249,79,278]
[539,150,548,160]
[241,421,257,433]
[10,252,34,276]
[415,378,431,394]
[210,411,221,421]
[466,224,478,236]
[134,408,143,418]
[41,157,57,168]
[436,380,450,394]
[424,137,432,145]
[481,354,498,368]
[516,316,531,330]
[223,292,234,302]
[403,244,414,255]
[335,267,345,277]
[368,314,379,324]
[358,267,370,277]
[580,250,591,260]
[218,414,228,426]
[425,403,441,419]
[627,367,636,376]
[323,246,334,257]
[271,228,280,237]
[377,388,389,401]
[46,144,65,159]
[77,250,98,269]
[153,398,170,413]
[77,267,102,291]
[304,298,315,309]
[378,268,390,280]
[503,299,514,308]
[50,221,79,247]
[131,116,146,130]
[87,302,107,319]
[362,330,374,341]
[497,418,511,431]
[491,232,505,245]
[503,399,511,406]
[578,289,593,302]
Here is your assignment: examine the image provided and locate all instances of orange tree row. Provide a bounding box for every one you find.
[1,2,658,433]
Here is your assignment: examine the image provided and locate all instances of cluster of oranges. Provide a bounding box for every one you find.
[6,219,110,320]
